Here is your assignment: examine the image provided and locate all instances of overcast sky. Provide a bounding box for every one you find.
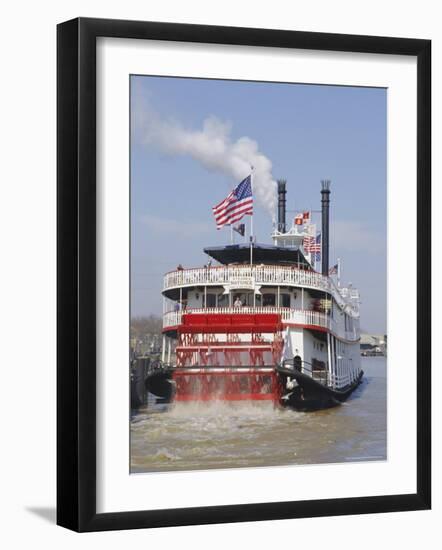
[131,75,386,334]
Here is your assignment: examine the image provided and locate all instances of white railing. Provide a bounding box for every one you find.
[162,306,359,342]
[282,360,361,389]
[305,370,359,389]
[339,287,360,301]
[326,369,361,389]
[163,265,358,317]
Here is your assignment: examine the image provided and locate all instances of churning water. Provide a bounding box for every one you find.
[130,356,386,473]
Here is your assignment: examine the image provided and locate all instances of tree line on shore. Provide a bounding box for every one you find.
[130,314,162,338]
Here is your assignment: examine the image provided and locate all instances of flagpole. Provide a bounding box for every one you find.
[250,218,253,266]
[337,257,341,287]
[310,209,313,269]
[250,168,254,267]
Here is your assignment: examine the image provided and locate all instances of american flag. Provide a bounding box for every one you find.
[313,233,322,261]
[303,235,315,251]
[303,232,321,260]
[212,176,253,229]
[329,263,338,275]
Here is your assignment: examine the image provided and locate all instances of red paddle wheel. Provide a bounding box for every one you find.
[173,313,284,402]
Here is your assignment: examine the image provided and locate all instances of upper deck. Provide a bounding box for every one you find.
[163,263,359,317]
[203,242,310,266]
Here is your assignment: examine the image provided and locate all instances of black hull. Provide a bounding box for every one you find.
[145,369,174,401]
[141,365,363,411]
[277,367,364,411]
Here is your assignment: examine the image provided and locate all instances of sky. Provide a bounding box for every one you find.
[131,75,387,334]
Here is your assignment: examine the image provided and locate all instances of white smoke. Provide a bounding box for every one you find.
[133,93,277,219]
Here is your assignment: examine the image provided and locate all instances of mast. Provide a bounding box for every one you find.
[250,168,254,266]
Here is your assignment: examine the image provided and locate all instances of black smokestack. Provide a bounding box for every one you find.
[277,179,287,233]
[321,180,331,276]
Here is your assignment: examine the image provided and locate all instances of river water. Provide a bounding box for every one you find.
[130,356,386,473]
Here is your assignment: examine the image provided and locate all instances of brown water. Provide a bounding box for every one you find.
[130,357,386,473]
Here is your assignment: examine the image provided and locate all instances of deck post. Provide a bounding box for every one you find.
[327,332,333,388]
[161,335,166,363]
[167,337,171,365]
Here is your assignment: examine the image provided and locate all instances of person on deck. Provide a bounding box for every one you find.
[233,297,243,308]
[293,355,302,371]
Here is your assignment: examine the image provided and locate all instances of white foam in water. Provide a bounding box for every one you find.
[167,400,281,418]
[130,358,387,473]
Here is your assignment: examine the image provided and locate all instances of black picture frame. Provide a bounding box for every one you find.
[57,17,431,532]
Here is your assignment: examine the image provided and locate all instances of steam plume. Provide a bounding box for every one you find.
[133,93,277,218]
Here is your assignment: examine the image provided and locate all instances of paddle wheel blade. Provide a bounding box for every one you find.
[173,369,280,402]
[172,313,284,402]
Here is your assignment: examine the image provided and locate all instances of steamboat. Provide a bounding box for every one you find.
[153,179,362,410]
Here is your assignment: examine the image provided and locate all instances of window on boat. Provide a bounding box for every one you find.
[263,293,276,307]
[240,292,261,307]
[217,293,228,307]
[344,313,353,331]
[203,293,217,308]
[280,293,291,308]
[232,292,261,307]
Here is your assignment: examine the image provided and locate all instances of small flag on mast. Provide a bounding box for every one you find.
[295,211,310,226]
[329,263,339,275]
[233,223,245,236]
[212,175,253,229]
